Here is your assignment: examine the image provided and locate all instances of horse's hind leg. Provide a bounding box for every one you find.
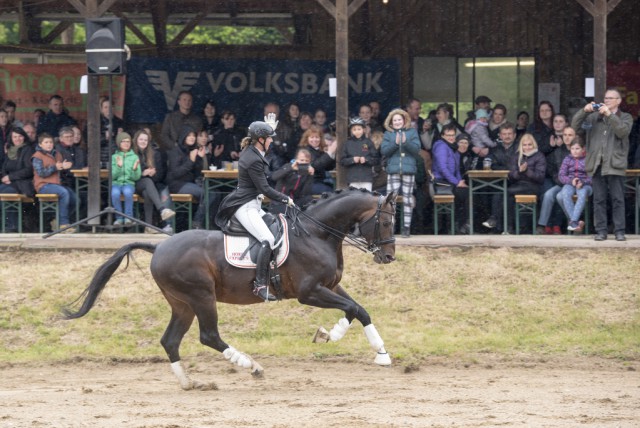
[191,299,265,377]
[160,295,199,390]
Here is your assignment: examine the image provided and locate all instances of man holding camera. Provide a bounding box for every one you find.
[571,88,633,241]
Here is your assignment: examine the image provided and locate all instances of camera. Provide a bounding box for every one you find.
[592,103,603,110]
[298,163,309,175]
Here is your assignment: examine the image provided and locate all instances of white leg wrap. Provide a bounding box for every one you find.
[171,361,193,389]
[329,317,351,342]
[363,324,384,351]
[223,346,252,369]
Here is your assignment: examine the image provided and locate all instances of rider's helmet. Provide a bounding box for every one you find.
[348,116,366,129]
[248,121,276,140]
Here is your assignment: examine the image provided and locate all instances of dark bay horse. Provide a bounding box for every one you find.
[64,189,397,389]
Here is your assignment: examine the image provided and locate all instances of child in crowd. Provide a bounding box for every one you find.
[31,133,76,233]
[111,132,141,225]
[557,138,592,233]
[340,116,380,191]
[270,148,314,213]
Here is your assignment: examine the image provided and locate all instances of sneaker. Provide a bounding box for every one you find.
[544,226,553,235]
[59,224,76,234]
[574,221,585,233]
[482,217,497,228]
[123,218,134,225]
[536,225,546,235]
[567,221,579,231]
[162,224,174,234]
[457,223,470,235]
[50,219,58,231]
[552,225,562,235]
[145,226,160,234]
[160,208,176,221]
[191,221,203,230]
[113,218,124,226]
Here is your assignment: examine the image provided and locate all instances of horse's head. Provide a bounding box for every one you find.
[359,191,397,264]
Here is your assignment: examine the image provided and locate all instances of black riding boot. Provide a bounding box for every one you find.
[253,240,276,301]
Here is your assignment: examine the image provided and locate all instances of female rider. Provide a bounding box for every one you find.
[215,117,294,301]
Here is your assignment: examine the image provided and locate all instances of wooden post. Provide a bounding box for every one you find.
[335,0,348,190]
[575,0,624,100]
[316,0,367,190]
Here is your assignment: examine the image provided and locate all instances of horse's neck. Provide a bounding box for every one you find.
[308,195,369,233]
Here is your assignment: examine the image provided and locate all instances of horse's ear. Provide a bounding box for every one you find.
[385,191,397,205]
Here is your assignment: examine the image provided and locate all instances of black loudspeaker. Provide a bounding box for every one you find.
[86,18,125,75]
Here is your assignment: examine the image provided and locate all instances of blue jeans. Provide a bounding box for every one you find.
[538,184,561,227]
[40,183,76,225]
[557,184,593,223]
[111,184,135,219]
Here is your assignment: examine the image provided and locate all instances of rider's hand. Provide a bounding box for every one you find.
[287,197,295,207]
[264,112,279,131]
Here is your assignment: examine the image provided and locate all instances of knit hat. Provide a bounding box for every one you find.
[455,133,471,144]
[475,95,492,104]
[116,132,132,146]
[475,109,490,120]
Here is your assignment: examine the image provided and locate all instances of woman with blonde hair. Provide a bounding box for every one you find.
[298,124,335,194]
[380,108,421,237]
[483,133,546,234]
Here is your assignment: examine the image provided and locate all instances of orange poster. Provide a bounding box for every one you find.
[0,63,126,128]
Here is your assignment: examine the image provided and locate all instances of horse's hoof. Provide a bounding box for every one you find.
[251,368,264,378]
[374,352,392,366]
[312,326,330,343]
[192,381,219,391]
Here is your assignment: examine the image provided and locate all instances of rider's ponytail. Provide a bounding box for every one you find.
[240,136,252,150]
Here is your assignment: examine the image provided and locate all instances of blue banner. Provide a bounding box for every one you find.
[124,57,399,126]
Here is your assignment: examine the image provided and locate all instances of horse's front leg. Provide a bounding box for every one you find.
[300,282,391,366]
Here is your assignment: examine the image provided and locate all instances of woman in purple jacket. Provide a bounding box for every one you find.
[432,124,469,234]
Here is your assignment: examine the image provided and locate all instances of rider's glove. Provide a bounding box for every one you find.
[264,112,279,131]
[287,197,295,207]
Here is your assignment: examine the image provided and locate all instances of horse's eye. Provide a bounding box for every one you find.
[382,221,391,227]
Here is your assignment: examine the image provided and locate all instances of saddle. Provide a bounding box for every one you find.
[223,213,290,268]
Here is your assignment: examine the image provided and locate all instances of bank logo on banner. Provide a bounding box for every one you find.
[145,70,200,110]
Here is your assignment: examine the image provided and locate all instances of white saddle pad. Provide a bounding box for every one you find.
[223,214,290,269]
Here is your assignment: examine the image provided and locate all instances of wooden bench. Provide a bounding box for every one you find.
[515,194,537,235]
[433,194,455,235]
[170,194,197,230]
[0,193,34,233]
[35,193,60,233]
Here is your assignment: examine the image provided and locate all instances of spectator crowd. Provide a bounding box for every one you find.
[0,90,638,239]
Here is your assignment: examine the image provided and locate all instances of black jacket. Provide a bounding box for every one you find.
[340,136,380,184]
[54,142,86,188]
[215,145,289,231]
[271,162,314,207]
[1,143,35,197]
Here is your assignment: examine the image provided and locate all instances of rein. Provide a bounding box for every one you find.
[290,195,395,255]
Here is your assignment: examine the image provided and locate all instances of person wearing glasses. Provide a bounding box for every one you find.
[571,88,633,241]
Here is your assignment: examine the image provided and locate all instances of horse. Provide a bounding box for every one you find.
[63,188,397,390]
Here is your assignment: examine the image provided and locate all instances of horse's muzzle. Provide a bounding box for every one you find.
[374,252,395,264]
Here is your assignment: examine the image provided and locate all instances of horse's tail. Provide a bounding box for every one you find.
[62,242,157,320]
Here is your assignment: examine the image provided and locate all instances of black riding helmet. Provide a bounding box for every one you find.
[248,121,276,140]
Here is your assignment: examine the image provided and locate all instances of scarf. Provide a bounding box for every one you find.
[6,144,20,160]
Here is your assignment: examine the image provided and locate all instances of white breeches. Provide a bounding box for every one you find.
[234,197,276,248]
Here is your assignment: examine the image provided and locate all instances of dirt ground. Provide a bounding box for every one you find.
[0,356,638,428]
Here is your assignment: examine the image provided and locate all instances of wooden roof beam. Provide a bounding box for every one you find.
[169,3,212,46]
[113,10,154,47]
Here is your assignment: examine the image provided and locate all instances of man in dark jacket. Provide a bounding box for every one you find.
[571,89,633,241]
[37,95,77,138]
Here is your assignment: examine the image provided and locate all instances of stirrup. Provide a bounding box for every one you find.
[253,282,276,302]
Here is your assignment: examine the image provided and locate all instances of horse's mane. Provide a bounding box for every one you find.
[302,187,381,212]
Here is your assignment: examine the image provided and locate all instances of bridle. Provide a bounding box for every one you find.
[357,195,396,254]
[292,194,396,255]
